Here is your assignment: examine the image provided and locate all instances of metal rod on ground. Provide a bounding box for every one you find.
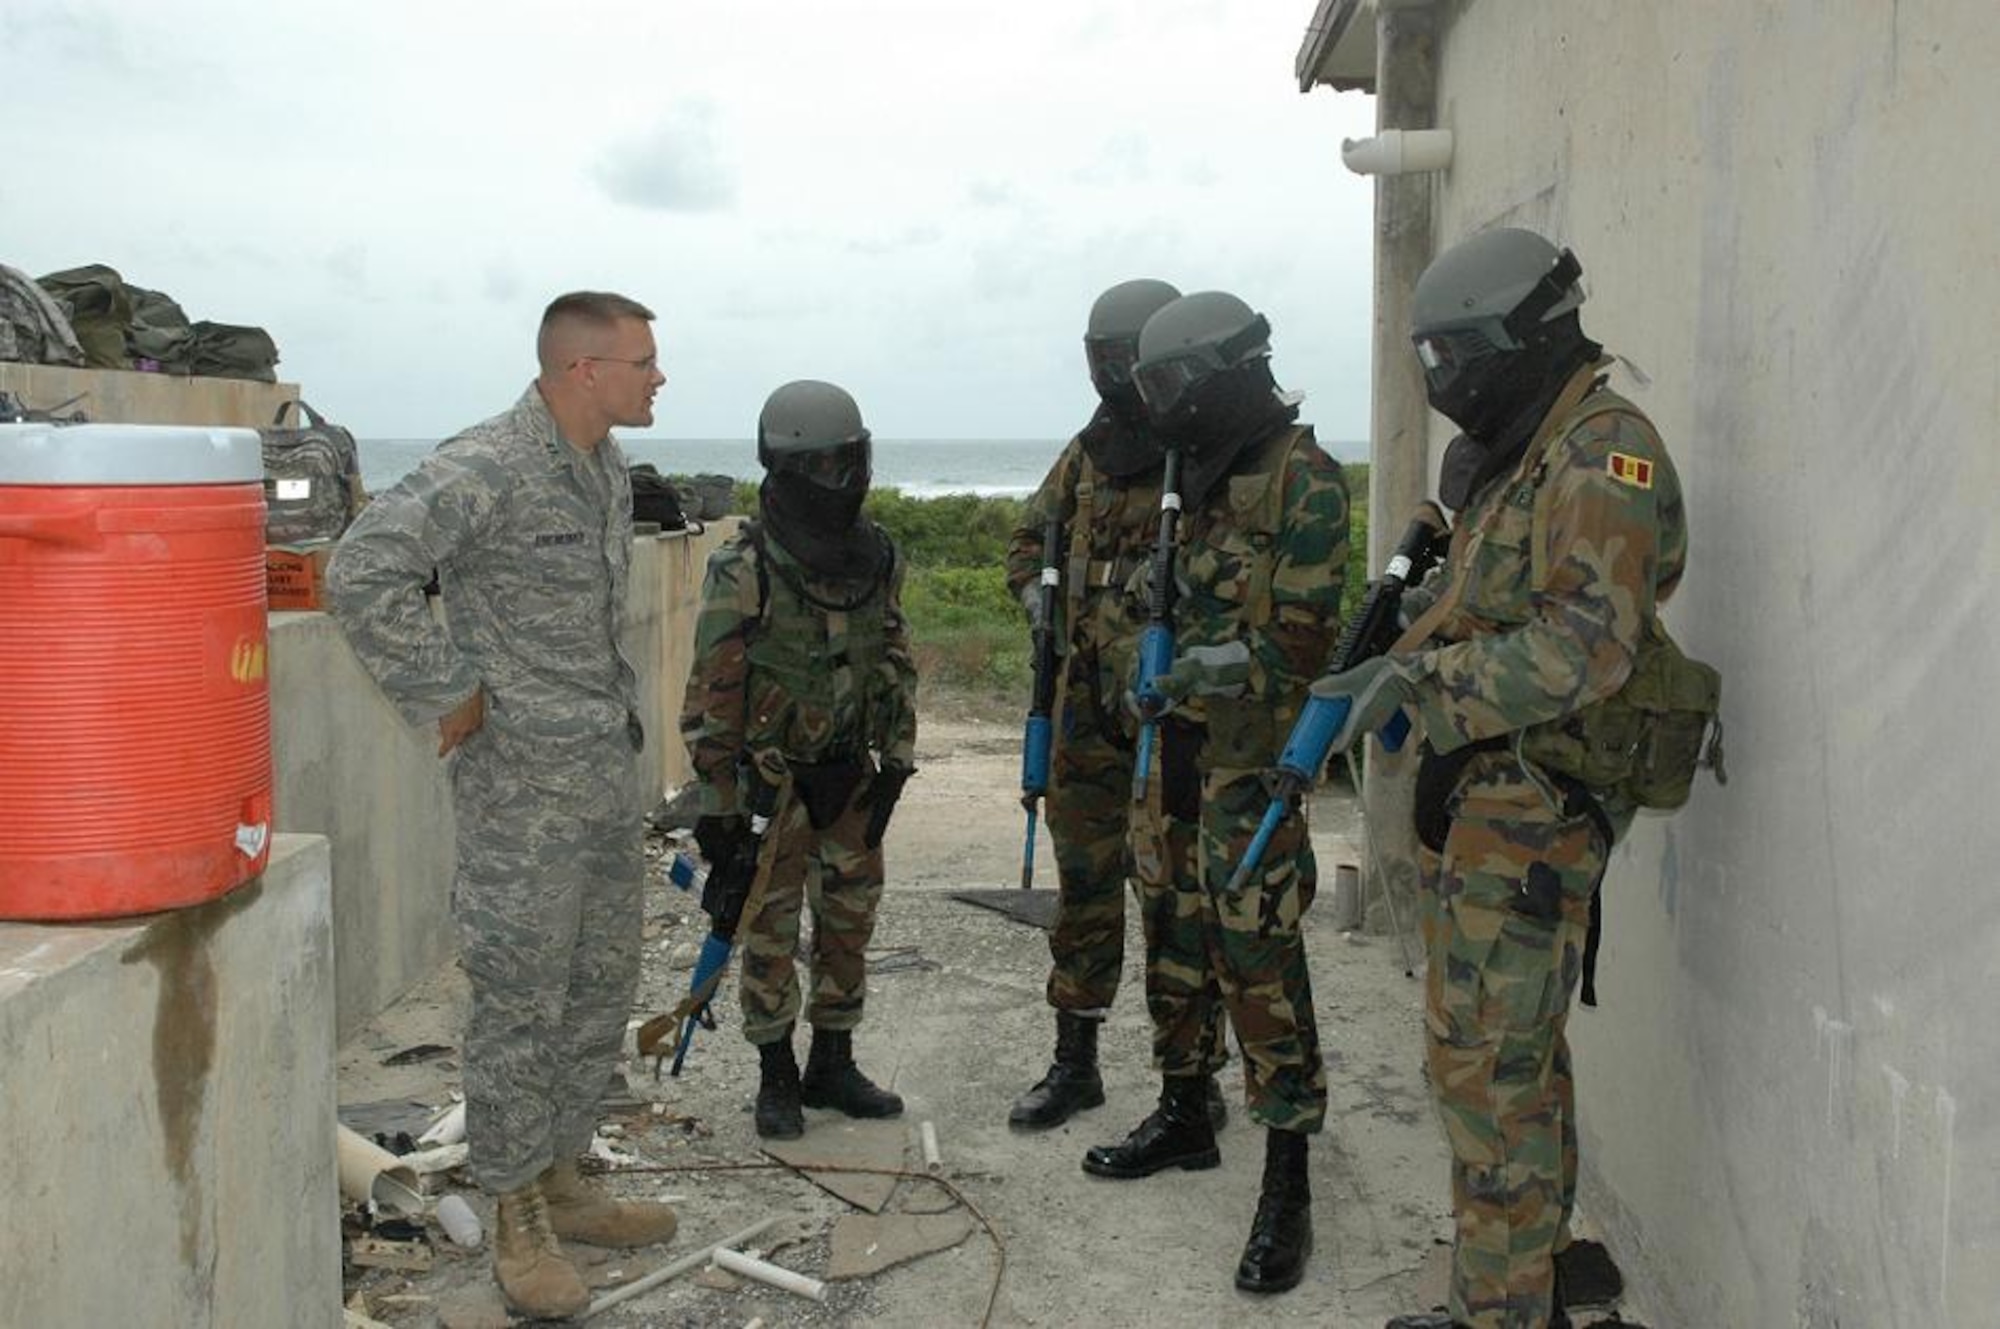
[579,1215,783,1320]
[1347,749,1418,979]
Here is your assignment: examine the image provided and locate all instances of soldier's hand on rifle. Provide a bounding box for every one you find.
[858,761,916,849]
[1130,641,1252,720]
[1396,572,1443,633]
[1305,656,1421,751]
[694,813,749,867]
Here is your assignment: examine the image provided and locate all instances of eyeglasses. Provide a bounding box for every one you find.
[575,354,659,373]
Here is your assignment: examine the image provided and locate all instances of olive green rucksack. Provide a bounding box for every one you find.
[1512,388,1727,812]
[1518,615,1726,810]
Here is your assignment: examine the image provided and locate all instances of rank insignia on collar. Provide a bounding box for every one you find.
[1607,452,1654,489]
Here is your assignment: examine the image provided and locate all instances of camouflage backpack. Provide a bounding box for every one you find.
[1,262,86,366]
[260,400,368,544]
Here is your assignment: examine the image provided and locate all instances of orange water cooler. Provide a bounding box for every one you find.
[0,422,273,920]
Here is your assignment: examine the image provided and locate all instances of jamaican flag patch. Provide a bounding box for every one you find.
[1607,452,1654,489]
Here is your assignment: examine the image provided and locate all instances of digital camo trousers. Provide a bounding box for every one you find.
[451,723,645,1194]
[1042,680,1137,1012]
[1133,726,1319,1129]
[1420,805,1604,1329]
[738,783,884,1045]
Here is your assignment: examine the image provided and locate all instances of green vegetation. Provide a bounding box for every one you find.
[711,461,1374,713]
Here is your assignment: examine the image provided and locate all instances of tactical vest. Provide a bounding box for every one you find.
[1458,379,1724,812]
[739,523,900,762]
[1173,424,1315,767]
[1061,454,1159,719]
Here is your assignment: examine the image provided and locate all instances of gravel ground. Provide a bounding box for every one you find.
[336,715,1489,1328]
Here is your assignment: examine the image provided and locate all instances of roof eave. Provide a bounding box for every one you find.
[1295,0,1377,93]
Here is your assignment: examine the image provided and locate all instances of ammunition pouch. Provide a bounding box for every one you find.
[789,755,868,830]
[1517,618,1723,811]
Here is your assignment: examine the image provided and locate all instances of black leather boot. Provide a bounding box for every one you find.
[1080,1075,1220,1179]
[1205,1074,1229,1131]
[755,1032,805,1140]
[1555,1237,1624,1308]
[799,1027,905,1118]
[1235,1128,1312,1293]
[1009,1011,1106,1130]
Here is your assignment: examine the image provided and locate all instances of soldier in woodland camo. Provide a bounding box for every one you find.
[680,380,918,1142]
[327,293,675,1321]
[1311,231,1686,1329]
[1081,292,1349,1298]
[1002,279,1230,1134]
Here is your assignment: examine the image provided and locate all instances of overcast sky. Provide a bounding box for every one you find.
[3,1,1379,448]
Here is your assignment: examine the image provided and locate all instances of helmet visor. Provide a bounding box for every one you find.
[773,437,871,492]
[1412,328,1501,394]
[1132,352,1210,418]
[1085,337,1140,396]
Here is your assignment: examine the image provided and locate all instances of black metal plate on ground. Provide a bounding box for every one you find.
[949,889,1061,930]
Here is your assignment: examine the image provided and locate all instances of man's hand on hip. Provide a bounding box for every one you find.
[437,687,486,756]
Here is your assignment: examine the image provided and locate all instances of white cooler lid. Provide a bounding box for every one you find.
[0,422,263,486]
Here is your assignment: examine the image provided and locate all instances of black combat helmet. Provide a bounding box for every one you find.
[1084,278,1182,403]
[1131,290,1272,425]
[1410,227,1590,441]
[757,379,872,497]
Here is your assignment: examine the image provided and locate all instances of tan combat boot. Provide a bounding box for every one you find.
[493,1183,590,1320]
[540,1159,679,1248]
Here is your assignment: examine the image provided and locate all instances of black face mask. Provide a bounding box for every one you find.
[1421,315,1599,444]
[758,470,882,587]
[1078,400,1164,479]
[1156,362,1298,506]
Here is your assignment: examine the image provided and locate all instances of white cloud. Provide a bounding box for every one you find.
[0,0,1380,449]
[593,102,736,212]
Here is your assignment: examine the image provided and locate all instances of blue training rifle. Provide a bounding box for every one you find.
[1224,503,1449,893]
[1131,446,1184,801]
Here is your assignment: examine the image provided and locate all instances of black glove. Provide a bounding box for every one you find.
[857,762,915,850]
[693,813,748,866]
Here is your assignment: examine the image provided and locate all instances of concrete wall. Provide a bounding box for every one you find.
[0,362,299,429]
[1313,3,2000,1323]
[271,520,735,1041]
[0,836,339,1329]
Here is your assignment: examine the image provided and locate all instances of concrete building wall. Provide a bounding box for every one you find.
[271,520,735,1042]
[1310,3,2000,1323]
[0,837,339,1329]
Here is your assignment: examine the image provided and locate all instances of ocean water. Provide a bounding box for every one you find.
[358,437,1065,500]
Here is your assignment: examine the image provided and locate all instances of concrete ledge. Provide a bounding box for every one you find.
[0,835,338,1329]
[0,362,301,429]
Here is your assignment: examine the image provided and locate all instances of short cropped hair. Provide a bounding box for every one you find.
[537,291,656,365]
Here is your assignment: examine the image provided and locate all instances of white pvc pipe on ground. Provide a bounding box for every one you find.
[335,1124,425,1217]
[712,1246,828,1302]
[580,1216,783,1320]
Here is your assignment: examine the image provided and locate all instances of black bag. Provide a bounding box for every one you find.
[679,472,738,520]
[628,464,689,531]
[261,400,368,544]
[192,320,280,382]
